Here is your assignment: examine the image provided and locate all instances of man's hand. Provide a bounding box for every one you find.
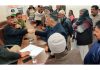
[27,29,35,34]
[15,24,22,29]
[72,23,77,30]
[20,51,30,57]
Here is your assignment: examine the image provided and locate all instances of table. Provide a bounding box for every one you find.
[17,37,49,64]
[17,20,49,64]
[17,48,49,64]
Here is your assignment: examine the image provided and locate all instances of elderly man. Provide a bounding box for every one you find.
[33,14,67,42]
[45,33,82,64]
[32,14,67,52]
[58,10,73,50]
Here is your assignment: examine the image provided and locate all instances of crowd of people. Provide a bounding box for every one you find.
[0,5,100,64]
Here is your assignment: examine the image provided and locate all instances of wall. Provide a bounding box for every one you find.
[0,6,9,22]
[0,5,99,22]
[0,5,29,22]
[66,5,91,18]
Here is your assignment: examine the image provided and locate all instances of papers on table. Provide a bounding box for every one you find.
[20,44,44,57]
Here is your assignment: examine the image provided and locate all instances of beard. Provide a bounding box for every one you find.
[92,13,97,17]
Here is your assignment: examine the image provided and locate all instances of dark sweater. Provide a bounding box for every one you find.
[59,17,73,37]
[4,24,28,46]
[76,20,93,45]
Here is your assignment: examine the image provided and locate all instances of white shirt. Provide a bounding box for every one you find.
[90,14,100,27]
[34,11,44,21]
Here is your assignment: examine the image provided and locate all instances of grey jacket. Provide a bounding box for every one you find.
[45,49,82,64]
[0,46,20,64]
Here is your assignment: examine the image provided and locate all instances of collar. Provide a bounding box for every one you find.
[54,50,68,59]
[90,14,100,18]
[98,40,100,43]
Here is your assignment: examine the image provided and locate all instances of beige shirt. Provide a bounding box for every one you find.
[90,14,100,27]
[45,49,82,64]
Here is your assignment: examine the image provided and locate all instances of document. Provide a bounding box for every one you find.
[20,44,44,57]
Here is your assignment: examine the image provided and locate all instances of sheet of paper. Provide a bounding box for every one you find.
[20,44,44,57]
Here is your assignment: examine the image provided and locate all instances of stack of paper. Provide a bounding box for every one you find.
[20,44,44,57]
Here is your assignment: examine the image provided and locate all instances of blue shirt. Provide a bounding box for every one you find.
[84,41,100,64]
[35,23,67,42]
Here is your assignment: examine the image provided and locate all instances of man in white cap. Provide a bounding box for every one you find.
[58,10,73,51]
[45,33,82,64]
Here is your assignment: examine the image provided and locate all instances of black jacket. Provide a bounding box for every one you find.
[76,20,93,45]
[75,9,93,45]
